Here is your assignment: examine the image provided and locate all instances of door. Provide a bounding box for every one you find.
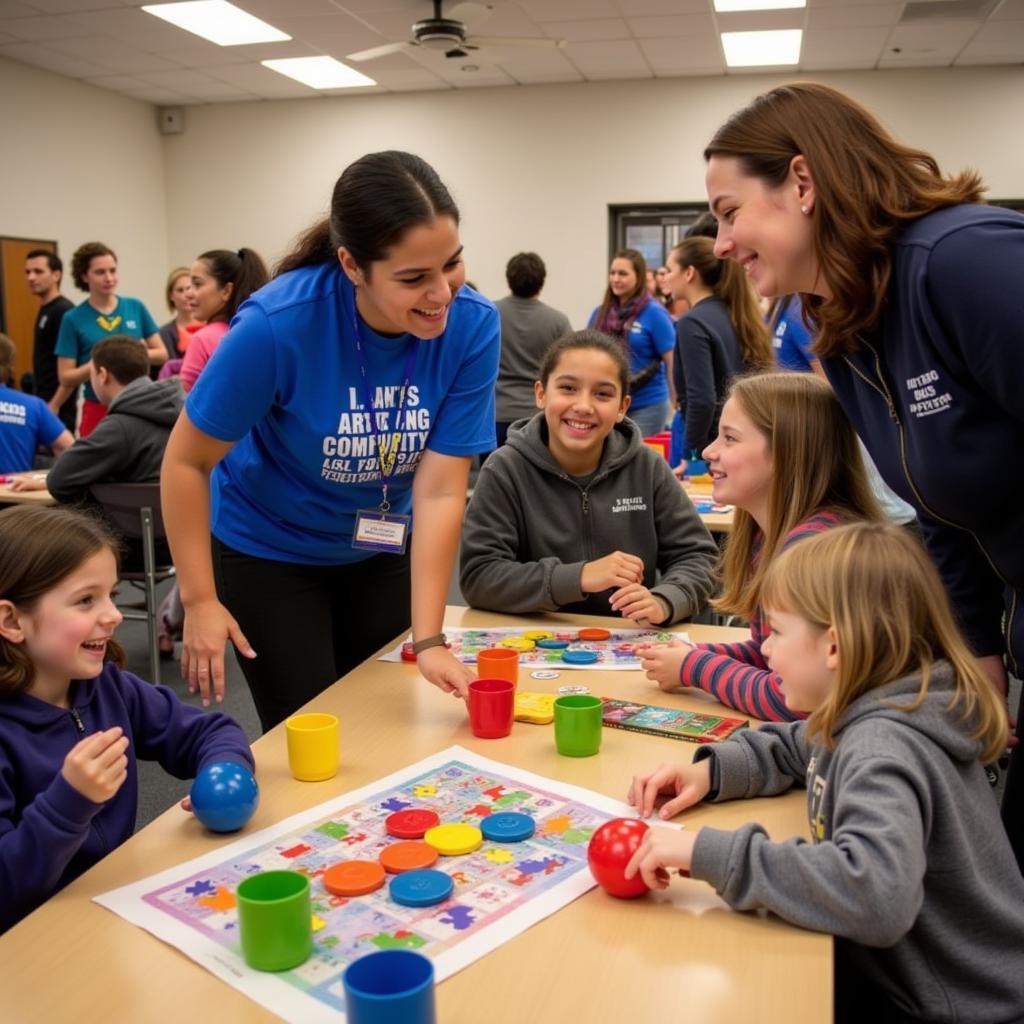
[0,236,59,387]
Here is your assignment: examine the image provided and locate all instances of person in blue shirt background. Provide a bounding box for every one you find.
[769,294,817,373]
[0,334,72,473]
[704,81,1024,883]
[588,249,675,437]
[162,151,499,731]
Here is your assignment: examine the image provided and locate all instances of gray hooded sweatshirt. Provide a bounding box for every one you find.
[48,376,183,504]
[459,413,718,623]
[692,663,1024,1023]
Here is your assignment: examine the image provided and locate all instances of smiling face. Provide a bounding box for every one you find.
[190,259,232,322]
[706,155,819,299]
[84,254,118,301]
[702,396,773,521]
[761,607,836,712]
[608,257,640,303]
[535,346,630,475]
[341,216,465,339]
[11,548,123,699]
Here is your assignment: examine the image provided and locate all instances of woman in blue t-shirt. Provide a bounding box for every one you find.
[588,249,675,437]
[162,152,499,730]
[703,82,1024,886]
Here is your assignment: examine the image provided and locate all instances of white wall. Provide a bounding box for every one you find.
[0,57,169,321]
[161,65,1024,326]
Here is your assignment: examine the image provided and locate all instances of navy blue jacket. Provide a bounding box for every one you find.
[822,204,1024,672]
[673,296,746,456]
[0,665,253,933]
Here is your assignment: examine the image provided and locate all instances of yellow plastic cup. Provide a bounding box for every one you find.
[285,712,339,781]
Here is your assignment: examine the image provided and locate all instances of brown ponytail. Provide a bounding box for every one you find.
[671,237,774,372]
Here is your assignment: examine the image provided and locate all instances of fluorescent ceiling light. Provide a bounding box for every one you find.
[262,56,377,89]
[721,28,802,66]
[142,2,290,46]
[715,0,805,11]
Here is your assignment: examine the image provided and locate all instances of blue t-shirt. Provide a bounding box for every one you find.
[771,295,816,372]
[587,300,675,410]
[0,385,65,472]
[54,297,159,402]
[186,263,499,565]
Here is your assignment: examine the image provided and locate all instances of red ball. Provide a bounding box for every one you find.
[587,817,650,898]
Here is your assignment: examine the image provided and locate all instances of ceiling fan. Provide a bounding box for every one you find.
[346,1,566,63]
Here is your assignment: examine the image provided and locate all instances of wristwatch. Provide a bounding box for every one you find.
[411,633,447,655]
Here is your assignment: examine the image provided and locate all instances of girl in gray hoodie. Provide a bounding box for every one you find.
[460,331,718,625]
[625,523,1023,1024]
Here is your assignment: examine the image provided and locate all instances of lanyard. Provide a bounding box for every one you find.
[351,300,418,513]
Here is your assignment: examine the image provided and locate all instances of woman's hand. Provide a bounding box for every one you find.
[8,476,47,492]
[636,639,694,691]
[182,598,256,706]
[627,758,712,819]
[610,583,670,625]
[417,645,474,699]
[581,551,643,593]
[624,826,701,891]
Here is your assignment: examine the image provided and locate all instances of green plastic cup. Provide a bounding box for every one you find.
[236,870,313,971]
[553,695,604,757]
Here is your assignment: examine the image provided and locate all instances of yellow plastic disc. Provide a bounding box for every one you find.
[499,638,536,652]
[522,630,555,641]
[424,823,483,856]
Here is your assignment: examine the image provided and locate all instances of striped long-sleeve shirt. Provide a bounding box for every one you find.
[679,510,843,721]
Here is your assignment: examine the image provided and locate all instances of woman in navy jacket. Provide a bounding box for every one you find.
[702,81,1024,869]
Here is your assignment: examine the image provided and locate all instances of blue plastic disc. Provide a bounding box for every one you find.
[389,869,454,908]
[536,638,570,650]
[562,649,599,664]
[481,812,535,843]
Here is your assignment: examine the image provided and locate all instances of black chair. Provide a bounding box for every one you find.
[89,482,175,685]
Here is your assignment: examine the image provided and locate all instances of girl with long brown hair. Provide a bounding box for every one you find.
[638,372,880,720]
[663,235,773,473]
[587,249,676,437]
[703,80,1024,867]
[625,523,1024,1024]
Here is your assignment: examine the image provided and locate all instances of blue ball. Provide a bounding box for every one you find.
[190,761,259,833]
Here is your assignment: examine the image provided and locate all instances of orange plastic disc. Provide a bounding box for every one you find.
[379,841,440,875]
[577,628,611,641]
[323,860,386,897]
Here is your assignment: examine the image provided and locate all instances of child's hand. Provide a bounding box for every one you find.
[580,552,643,594]
[61,727,130,804]
[417,646,473,699]
[609,583,670,625]
[637,639,694,691]
[627,759,712,819]
[180,796,193,812]
[8,476,47,492]
[624,826,701,890]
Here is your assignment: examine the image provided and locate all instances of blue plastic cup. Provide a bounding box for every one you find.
[342,949,436,1024]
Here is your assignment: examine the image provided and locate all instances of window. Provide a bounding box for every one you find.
[609,203,709,269]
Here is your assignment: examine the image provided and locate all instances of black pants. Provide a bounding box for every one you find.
[212,538,411,733]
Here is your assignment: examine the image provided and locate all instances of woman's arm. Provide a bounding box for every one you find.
[161,412,254,706]
[144,332,168,367]
[57,355,91,389]
[411,448,475,698]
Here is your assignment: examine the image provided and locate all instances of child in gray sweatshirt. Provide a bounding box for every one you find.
[625,523,1024,1024]
[460,331,718,625]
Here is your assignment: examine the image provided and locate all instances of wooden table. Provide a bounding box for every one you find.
[0,607,830,1024]
[684,478,734,534]
[0,471,56,506]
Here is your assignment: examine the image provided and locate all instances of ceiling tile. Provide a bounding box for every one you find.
[990,0,1024,19]
[801,24,890,59]
[627,13,720,35]
[965,15,1024,41]
[0,3,45,17]
[83,72,156,91]
[366,66,449,88]
[205,61,319,96]
[518,0,619,21]
[715,10,807,30]
[564,37,652,73]
[136,67,256,99]
[0,39,108,75]
[495,46,583,78]
[615,0,712,13]
[884,18,985,56]
[539,18,630,40]
[806,4,903,28]
[122,88,192,105]
[0,13,89,40]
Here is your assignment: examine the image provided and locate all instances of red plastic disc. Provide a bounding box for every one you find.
[577,628,611,642]
[385,808,441,840]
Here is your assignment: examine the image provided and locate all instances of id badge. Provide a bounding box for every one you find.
[352,509,411,554]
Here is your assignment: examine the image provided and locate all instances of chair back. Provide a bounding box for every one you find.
[89,482,167,541]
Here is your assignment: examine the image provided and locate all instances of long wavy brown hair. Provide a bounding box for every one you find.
[714,373,881,620]
[762,522,1007,763]
[704,82,985,358]
[592,248,647,329]
[670,236,774,371]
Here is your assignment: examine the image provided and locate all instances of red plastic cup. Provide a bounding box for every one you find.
[468,678,515,739]
[476,647,519,685]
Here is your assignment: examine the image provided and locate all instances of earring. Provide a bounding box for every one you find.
[801,205,810,214]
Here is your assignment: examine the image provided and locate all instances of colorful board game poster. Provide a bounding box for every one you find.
[601,699,748,743]
[381,624,690,671]
[94,747,637,1024]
